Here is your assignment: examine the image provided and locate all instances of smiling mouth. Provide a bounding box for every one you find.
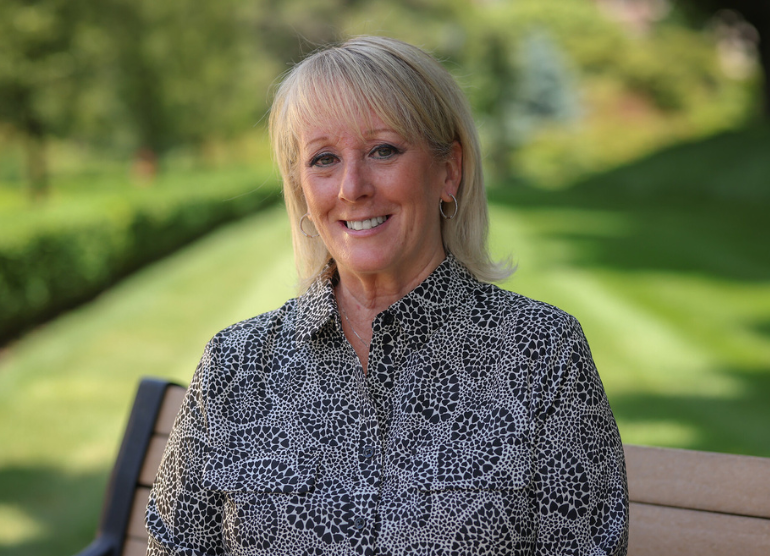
[345,216,388,231]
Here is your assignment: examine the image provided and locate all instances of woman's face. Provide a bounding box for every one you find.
[298,111,461,285]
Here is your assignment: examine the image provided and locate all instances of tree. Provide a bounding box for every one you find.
[97,0,258,165]
[678,0,770,118]
[506,30,582,148]
[0,0,90,197]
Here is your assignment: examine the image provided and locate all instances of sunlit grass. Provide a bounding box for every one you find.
[614,421,701,447]
[0,504,44,546]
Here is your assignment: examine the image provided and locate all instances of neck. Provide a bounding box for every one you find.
[333,249,447,375]
[335,247,446,316]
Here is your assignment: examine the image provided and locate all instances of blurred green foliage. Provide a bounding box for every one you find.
[0,0,760,193]
[459,0,758,185]
[0,0,90,196]
[0,167,280,343]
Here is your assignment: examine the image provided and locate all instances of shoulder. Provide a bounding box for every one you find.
[190,299,301,431]
[467,285,605,418]
[195,298,301,388]
[463,280,579,338]
[210,298,299,350]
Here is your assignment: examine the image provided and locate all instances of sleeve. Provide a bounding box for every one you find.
[530,314,629,556]
[145,337,226,556]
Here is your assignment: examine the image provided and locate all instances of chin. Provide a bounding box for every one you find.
[336,253,396,276]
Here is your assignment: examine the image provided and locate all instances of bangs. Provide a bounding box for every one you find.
[289,71,417,144]
[274,43,451,174]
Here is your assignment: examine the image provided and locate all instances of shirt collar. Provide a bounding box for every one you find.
[295,253,475,345]
[295,268,339,343]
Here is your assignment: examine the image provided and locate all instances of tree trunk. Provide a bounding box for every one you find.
[24,130,48,200]
[756,17,770,119]
[733,2,770,119]
[131,147,158,186]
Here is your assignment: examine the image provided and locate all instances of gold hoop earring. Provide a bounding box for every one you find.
[440,194,458,219]
[300,213,319,238]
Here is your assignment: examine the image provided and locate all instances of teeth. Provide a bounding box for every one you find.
[346,216,387,231]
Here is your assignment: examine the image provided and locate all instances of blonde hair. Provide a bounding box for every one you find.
[269,35,511,291]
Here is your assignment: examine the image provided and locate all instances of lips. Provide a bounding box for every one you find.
[345,215,388,230]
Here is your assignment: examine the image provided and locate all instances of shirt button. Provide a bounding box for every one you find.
[382,312,394,325]
[353,516,365,530]
[362,445,375,458]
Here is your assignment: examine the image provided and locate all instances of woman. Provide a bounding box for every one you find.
[146,36,628,556]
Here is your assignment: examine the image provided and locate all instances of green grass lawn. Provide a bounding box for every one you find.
[1,127,769,555]
[491,125,770,455]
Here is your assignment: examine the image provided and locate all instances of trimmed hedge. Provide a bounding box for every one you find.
[0,170,280,343]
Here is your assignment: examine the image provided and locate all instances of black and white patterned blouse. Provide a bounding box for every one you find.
[146,254,629,556]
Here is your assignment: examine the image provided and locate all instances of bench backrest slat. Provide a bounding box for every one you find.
[625,444,770,518]
[122,537,149,556]
[139,435,170,487]
[155,386,186,435]
[120,385,185,556]
[629,501,770,556]
[127,487,151,540]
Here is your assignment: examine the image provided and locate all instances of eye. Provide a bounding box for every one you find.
[370,144,400,159]
[310,153,338,167]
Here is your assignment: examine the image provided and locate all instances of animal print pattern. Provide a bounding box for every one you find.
[146,254,629,555]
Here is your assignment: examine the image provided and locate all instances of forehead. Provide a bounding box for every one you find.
[287,75,421,147]
[298,111,404,149]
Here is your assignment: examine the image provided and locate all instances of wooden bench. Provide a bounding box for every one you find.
[74,377,770,556]
[625,444,770,555]
[75,378,185,556]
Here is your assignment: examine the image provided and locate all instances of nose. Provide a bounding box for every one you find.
[339,159,372,202]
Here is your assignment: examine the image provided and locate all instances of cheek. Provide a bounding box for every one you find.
[408,179,442,220]
[299,179,327,216]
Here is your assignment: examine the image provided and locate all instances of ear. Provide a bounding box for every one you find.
[440,141,463,202]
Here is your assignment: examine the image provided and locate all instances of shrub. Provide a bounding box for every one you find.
[0,168,280,343]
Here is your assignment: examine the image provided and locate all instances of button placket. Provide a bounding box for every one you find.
[357,411,382,489]
[351,308,403,548]
[356,355,383,489]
